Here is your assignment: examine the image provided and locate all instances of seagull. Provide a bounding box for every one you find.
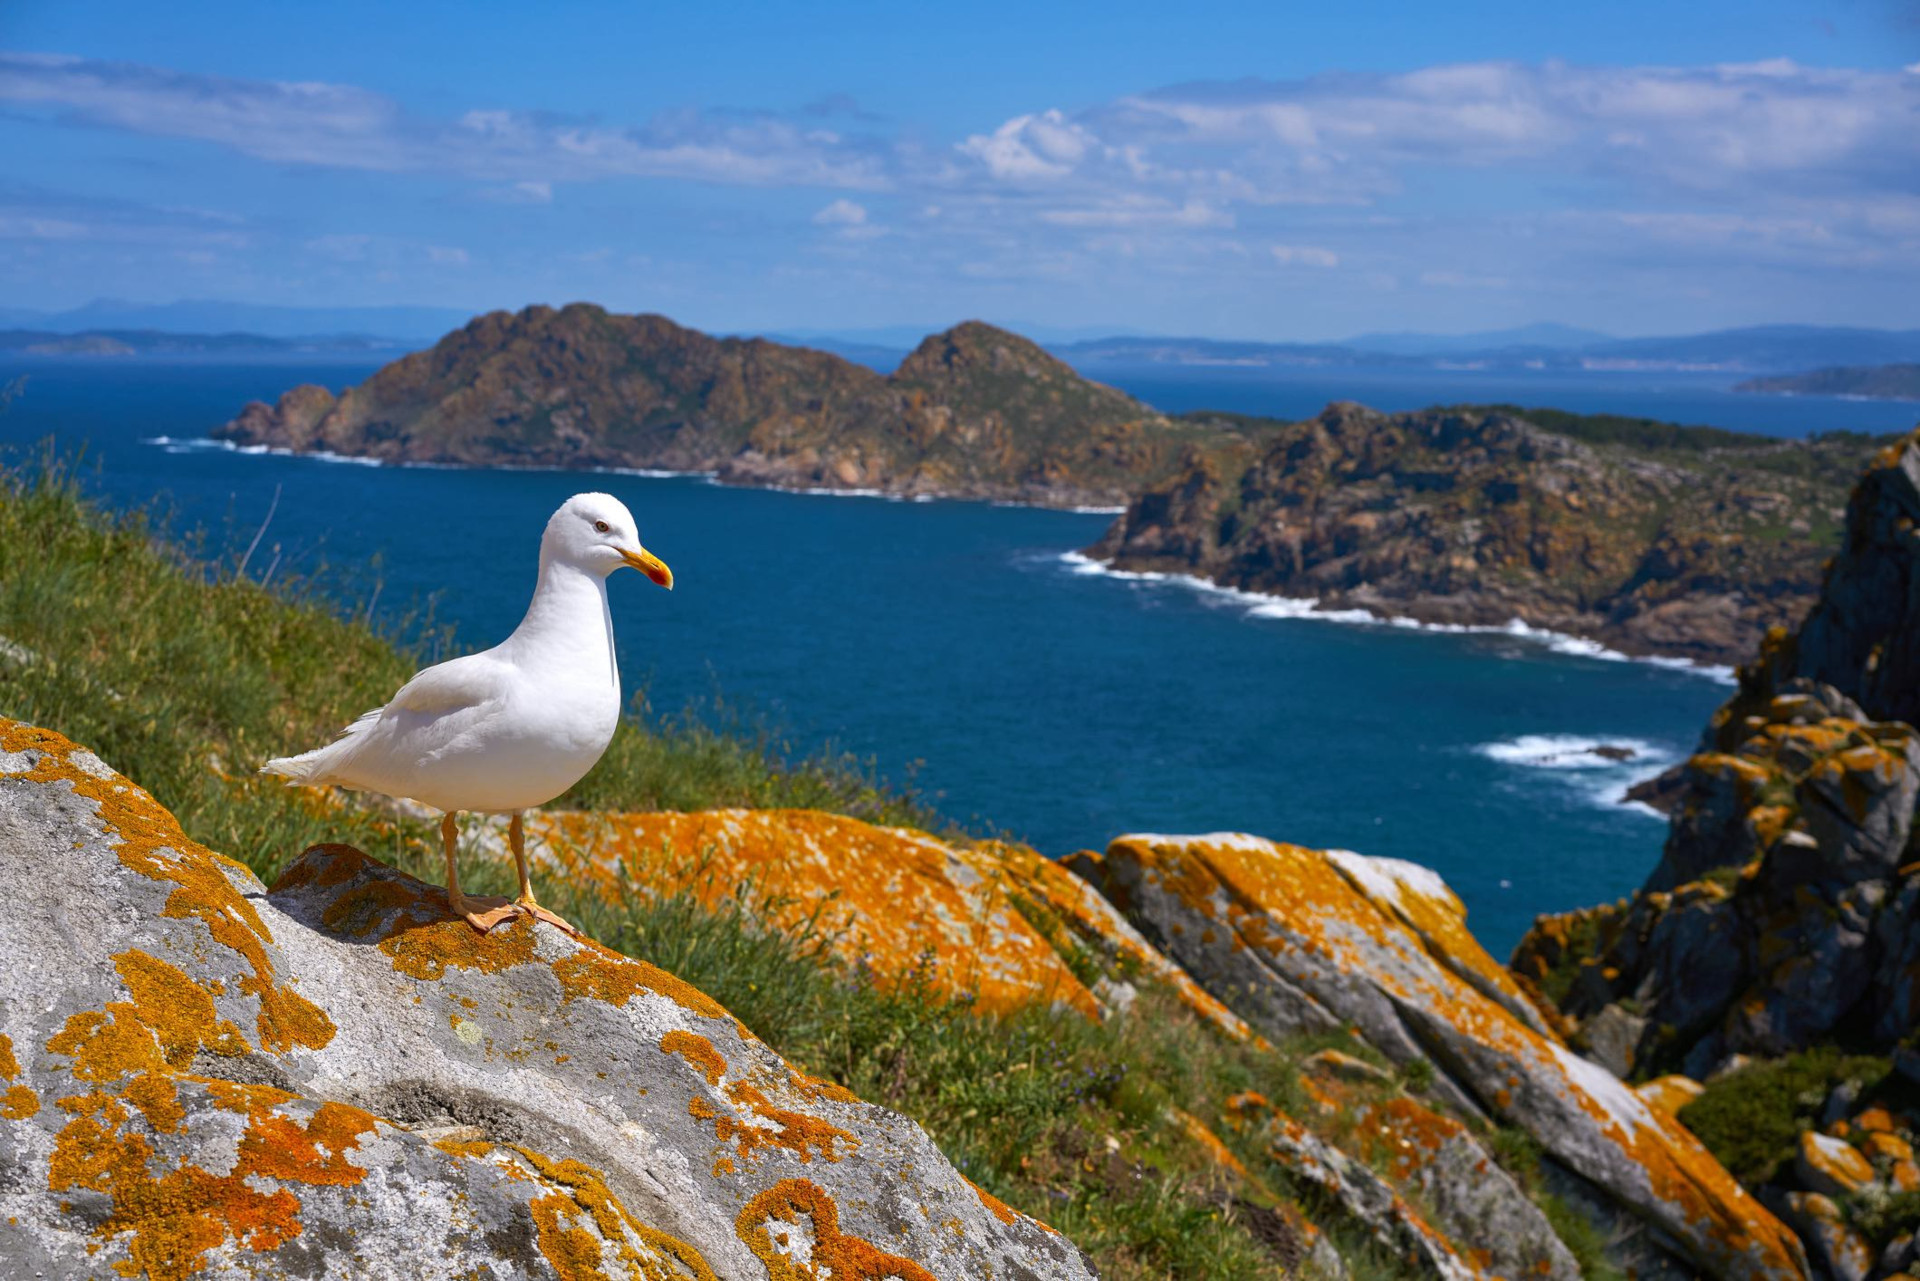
[264,492,673,934]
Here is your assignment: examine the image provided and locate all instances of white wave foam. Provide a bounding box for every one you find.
[1473,734,1677,818]
[1060,552,1735,682]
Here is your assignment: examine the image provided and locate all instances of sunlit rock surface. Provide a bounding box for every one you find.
[0,722,1093,1280]
[1069,832,1807,1281]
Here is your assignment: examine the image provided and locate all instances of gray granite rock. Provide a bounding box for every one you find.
[0,720,1092,1280]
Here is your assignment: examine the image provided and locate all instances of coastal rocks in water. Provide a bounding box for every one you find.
[0,721,1094,1280]
[1069,832,1807,1281]
[212,305,1232,510]
[1084,400,1876,664]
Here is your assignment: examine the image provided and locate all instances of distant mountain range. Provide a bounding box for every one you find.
[0,300,475,343]
[1052,325,1920,375]
[6,299,1919,377]
[0,328,416,357]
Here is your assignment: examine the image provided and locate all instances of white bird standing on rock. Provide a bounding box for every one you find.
[263,492,673,935]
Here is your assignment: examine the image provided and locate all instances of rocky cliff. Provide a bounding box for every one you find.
[1514,425,1920,1280]
[213,306,1232,509]
[1085,401,1884,664]
[1,715,1813,1279]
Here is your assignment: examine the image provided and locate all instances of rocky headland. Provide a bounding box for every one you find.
[1738,365,1920,403]
[213,304,1235,510]
[1085,401,1886,665]
[1514,424,1920,1279]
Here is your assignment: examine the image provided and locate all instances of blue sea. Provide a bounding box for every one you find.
[5,357,1915,955]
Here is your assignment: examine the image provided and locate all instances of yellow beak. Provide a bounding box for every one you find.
[620,547,674,590]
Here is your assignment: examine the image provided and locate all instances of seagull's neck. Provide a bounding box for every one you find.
[506,557,619,690]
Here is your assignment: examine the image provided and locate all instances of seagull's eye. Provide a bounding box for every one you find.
[593,520,610,534]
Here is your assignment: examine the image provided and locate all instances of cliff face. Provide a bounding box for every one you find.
[1514,427,1920,1079]
[1514,427,1920,1280]
[1087,401,1880,664]
[214,307,1229,509]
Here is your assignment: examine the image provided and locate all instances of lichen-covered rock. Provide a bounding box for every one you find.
[0,722,1093,1280]
[1517,686,1920,1075]
[1783,1192,1875,1281]
[1263,1116,1482,1281]
[1795,1131,1875,1198]
[1297,1072,1580,1280]
[533,808,1256,1040]
[1073,832,1806,1281]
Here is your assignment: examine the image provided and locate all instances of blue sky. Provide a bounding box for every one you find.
[3,0,1917,339]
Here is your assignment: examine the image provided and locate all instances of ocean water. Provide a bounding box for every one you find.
[8,356,1881,956]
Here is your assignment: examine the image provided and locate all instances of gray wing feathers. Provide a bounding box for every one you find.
[260,653,504,784]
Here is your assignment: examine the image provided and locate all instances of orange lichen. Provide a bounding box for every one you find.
[46,1086,377,1281]
[0,722,334,1058]
[660,1031,727,1086]
[736,1178,937,1281]
[537,809,1100,1021]
[550,942,730,1020]
[966,1177,1020,1225]
[511,1147,717,1281]
[0,1032,19,1079]
[382,914,540,981]
[1171,1108,1255,1182]
[2,1085,38,1120]
[698,1078,858,1168]
[529,1193,613,1281]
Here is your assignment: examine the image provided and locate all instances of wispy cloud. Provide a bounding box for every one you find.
[5,49,1918,329]
[0,52,890,189]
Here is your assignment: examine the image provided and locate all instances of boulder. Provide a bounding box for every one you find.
[1783,1193,1875,1281]
[1295,1072,1580,1280]
[1795,1132,1875,1198]
[1073,832,1807,1280]
[0,721,1093,1280]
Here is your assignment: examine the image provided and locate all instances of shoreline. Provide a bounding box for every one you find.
[1059,551,1737,683]
[146,435,1128,515]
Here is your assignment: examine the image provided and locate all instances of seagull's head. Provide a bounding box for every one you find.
[543,492,673,589]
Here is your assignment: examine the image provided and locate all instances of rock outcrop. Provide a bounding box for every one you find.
[1515,427,1920,1080]
[0,722,1093,1279]
[213,306,1234,509]
[1085,401,1881,664]
[529,808,1256,1041]
[1068,833,1808,1280]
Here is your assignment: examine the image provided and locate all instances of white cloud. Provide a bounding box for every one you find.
[427,245,470,266]
[1271,243,1339,268]
[813,198,868,225]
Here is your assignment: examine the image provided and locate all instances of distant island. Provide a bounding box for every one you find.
[1735,362,1920,402]
[215,304,1242,509]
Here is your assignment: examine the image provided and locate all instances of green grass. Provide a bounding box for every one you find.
[0,449,935,893]
[1678,1047,1894,1186]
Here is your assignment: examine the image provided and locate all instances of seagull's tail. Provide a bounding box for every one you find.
[261,707,380,786]
[260,745,335,785]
